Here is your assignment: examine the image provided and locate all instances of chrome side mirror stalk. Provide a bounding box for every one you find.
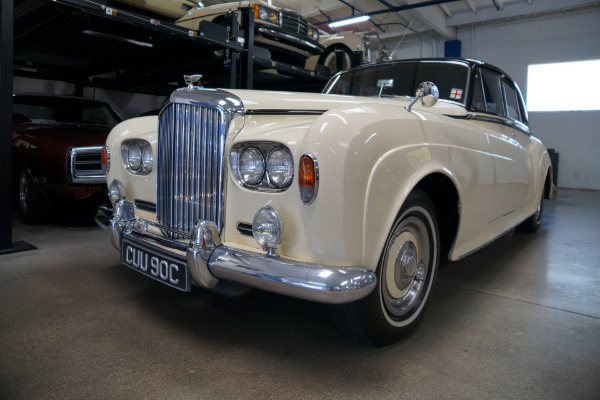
[377,79,394,98]
[405,81,439,112]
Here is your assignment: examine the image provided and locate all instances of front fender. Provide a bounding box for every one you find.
[302,105,495,270]
[301,104,434,270]
[105,116,159,209]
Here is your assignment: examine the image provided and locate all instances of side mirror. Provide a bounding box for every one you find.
[405,81,439,112]
[377,79,394,98]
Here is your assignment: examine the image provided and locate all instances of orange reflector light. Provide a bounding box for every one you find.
[250,4,259,19]
[299,154,318,204]
[299,155,315,188]
[101,146,109,166]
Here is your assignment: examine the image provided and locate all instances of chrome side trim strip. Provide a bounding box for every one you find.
[245,109,326,115]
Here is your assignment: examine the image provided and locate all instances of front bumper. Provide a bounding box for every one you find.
[96,201,376,304]
[256,27,323,56]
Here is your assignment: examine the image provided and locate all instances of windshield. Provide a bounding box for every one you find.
[13,96,122,127]
[323,61,470,103]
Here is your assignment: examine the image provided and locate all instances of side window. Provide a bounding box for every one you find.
[480,69,505,116]
[503,80,522,122]
[471,73,486,111]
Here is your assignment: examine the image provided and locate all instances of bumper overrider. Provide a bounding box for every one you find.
[96,201,376,304]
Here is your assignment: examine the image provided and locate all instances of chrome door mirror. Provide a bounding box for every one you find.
[405,81,439,112]
[377,79,394,98]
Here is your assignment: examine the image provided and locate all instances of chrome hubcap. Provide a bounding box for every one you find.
[383,215,430,318]
[19,171,29,212]
[535,195,544,223]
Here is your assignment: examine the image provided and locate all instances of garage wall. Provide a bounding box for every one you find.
[383,35,440,60]
[13,76,167,120]
[456,8,600,191]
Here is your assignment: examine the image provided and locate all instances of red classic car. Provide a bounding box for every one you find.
[12,94,122,224]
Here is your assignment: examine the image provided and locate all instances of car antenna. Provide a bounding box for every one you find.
[390,20,413,60]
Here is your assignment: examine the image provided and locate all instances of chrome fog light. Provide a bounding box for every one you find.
[252,205,283,257]
[108,179,126,206]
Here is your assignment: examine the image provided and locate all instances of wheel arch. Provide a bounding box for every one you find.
[414,173,460,261]
[363,168,461,270]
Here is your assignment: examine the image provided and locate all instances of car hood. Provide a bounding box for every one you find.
[226,89,468,117]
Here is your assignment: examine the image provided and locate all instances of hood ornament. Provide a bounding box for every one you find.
[184,74,203,89]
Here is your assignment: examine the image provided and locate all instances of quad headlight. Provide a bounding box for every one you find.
[266,148,294,188]
[239,147,265,185]
[252,4,279,24]
[122,140,153,175]
[232,143,294,191]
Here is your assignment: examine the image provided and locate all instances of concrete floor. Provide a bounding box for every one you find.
[0,188,599,400]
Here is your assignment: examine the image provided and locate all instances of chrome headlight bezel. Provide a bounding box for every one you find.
[121,139,153,175]
[231,142,294,192]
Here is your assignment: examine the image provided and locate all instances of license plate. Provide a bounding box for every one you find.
[121,238,190,292]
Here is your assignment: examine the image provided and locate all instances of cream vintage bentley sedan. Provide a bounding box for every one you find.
[90,59,552,345]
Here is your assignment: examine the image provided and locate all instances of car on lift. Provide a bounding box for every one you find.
[305,30,382,74]
[89,58,552,345]
[113,0,198,18]
[174,1,323,66]
[12,94,122,224]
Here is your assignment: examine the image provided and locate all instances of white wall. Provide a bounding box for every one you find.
[382,34,442,60]
[13,76,167,119]
[456,8,600,190]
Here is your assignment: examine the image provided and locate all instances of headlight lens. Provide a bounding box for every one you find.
[267,148,294,188]
[127,143,142,171]
[308,25,319,41]
[258,5,278,23]
[239,147,265,185]
[122,140,153,175]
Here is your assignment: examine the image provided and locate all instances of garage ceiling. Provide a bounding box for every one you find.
[284,0,598,40]
[13,0,597,96]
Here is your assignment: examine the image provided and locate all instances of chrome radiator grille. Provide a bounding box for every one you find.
[281,10,308,37]
[157,103,226,236]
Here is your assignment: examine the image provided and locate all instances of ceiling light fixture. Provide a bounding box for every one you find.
[328,15,370,28]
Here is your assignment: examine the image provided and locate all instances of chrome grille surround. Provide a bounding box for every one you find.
[280,9,308,37]
[67,145,107,184]
[157,88,244,238]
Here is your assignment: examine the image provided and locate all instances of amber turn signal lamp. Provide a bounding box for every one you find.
[299,154,319,204]
[101,145,110,174]
[250,4,259,19]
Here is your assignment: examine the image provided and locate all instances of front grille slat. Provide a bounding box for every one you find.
[280,10,308,37]
[157,103,225,238]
